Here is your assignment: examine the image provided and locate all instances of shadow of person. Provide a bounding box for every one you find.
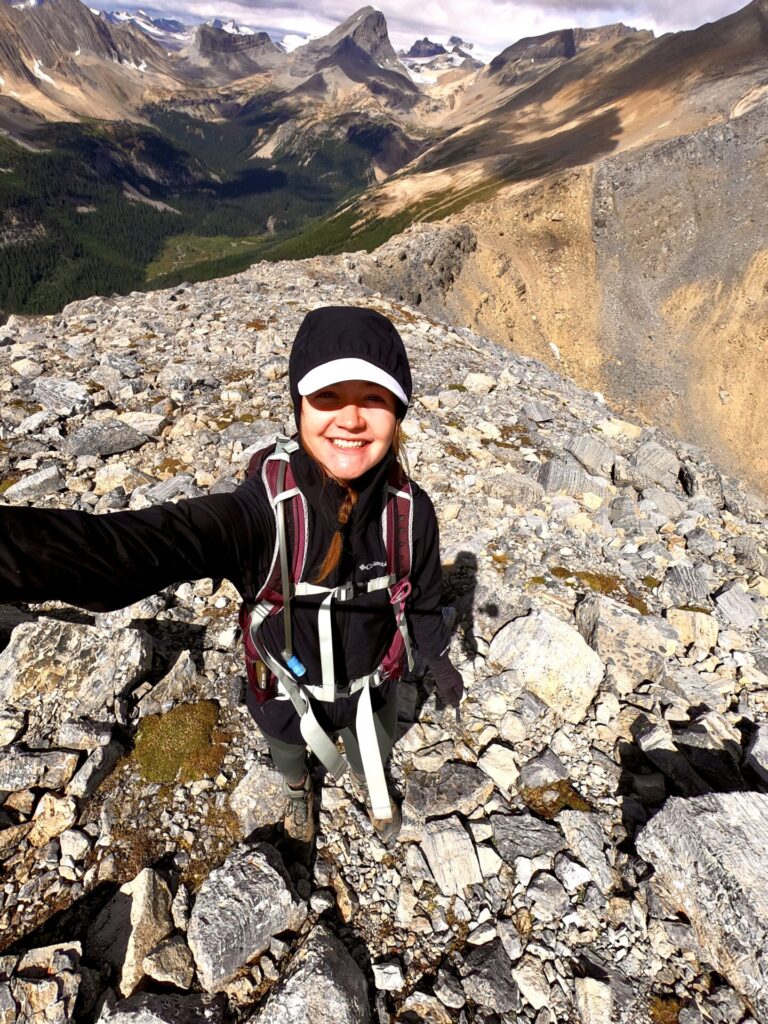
[397,550,486,740]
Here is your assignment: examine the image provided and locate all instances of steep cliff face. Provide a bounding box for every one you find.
[340,0,768,498]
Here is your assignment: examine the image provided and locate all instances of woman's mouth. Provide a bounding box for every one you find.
[330,439,367,449]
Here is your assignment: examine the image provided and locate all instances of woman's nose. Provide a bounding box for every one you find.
[335,403,365,429]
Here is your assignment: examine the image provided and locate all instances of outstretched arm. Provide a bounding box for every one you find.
[0,480,271,612]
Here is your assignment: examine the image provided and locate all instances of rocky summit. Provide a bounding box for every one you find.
[1,258,768,1024]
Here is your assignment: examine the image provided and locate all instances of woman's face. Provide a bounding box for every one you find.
[300,379,397,484]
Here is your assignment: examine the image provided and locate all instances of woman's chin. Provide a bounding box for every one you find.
[322,443,376,482]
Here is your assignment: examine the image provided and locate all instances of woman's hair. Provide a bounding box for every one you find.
[310,422,408,583]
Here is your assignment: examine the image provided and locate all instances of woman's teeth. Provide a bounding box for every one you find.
[331,439,365,449]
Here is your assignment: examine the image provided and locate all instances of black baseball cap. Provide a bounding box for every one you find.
[289,306,412,420]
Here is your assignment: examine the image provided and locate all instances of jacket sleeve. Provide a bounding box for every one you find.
[0,475,274,612]
[406,488,452,661]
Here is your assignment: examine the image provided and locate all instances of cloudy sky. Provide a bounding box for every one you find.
[104,0,748,58]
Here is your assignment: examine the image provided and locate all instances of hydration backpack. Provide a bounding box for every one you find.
[238,435,415,819]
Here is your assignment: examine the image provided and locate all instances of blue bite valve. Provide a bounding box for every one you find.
[284,652,306,677]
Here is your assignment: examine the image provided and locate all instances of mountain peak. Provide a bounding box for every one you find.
[290,4,405,77]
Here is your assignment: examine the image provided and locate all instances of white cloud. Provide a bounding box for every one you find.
[95,0,749,56]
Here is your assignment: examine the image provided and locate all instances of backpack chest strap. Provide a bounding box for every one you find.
[294,574,396,701]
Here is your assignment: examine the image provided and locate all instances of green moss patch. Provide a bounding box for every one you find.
[549,567,650,615]
[133,700,227,784]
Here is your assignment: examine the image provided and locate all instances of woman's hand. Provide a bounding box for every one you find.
[428,652,464,707]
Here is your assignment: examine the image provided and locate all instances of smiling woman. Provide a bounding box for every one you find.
[0,305,465,847]
[300,380,398,483]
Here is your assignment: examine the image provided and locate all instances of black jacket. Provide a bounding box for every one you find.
[0,445,449,689]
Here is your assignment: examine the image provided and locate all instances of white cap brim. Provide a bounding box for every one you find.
[297,358,408,406]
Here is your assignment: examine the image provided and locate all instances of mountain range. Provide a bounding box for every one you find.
[1,0,768,493]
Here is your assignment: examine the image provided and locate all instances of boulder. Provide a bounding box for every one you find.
[8,943,81,1024]
[403,762,494,821]
[0,620,152,731]
[187,843,307,993]
[460,940,519,1013]
[228,760,285,836]
[489,611,604,723]
[575,594,678,695]
[246,924,370,1024]
[64,418,149,457]
[87,868,174,997]
[637,792,768,1018]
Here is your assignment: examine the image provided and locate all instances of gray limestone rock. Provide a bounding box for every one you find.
[137,652,200,718]
[0,747,79,792]
[631,714,710,796]
[556,811,618,896]
[143,936,196,991]
[517,748,569,794]
[484,470,545,507]
[0,620,152,732]
[564,434,616,479]
[745,723,768,783]
[246,924,370,1024]
[421,816,483,896]
[537,457,606,497]
[66,738,124,799]
[228,759,285,835]
[0,710,26,746]
[65,418,149,458]
[522,401,553,423]
[488,611,604,723]
[3,465,64,502]
[715,582,759,629]
[658,564,712,607]
[97,992,224,1023]
[33,377,93,416]
[627,440,680,489]
[187,843,307,993]
[87,868,174,997]
[460,940,519,1013]
[642,485,685,520]
[9,943,82,1024]
[575,593,677,694]
[403,762,494,821]
[491,813,565,861]
[526,872,570,922]
[637,792,768,1019]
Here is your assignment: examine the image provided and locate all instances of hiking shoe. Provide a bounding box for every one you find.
[283,773,315,844]
[349,770,401,842]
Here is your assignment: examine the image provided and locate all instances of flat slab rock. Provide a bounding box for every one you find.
[246,924,370,1024]
[187,843,307,993]
[0,619,152,730]
[637,792,768,1018]
[98,993,224,1024]
[63,417,150,457]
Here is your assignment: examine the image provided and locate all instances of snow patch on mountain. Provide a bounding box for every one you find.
[211,18,257,36]
[32,60,56,86]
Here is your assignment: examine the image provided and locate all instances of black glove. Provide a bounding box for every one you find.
[429,653,464,708]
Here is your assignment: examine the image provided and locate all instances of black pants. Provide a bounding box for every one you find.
[246,680,399,785]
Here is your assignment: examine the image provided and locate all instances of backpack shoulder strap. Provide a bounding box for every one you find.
[254,435,309,606]
[382,461,414,582]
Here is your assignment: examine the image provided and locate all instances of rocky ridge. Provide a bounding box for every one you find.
[0,260,768,1023]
